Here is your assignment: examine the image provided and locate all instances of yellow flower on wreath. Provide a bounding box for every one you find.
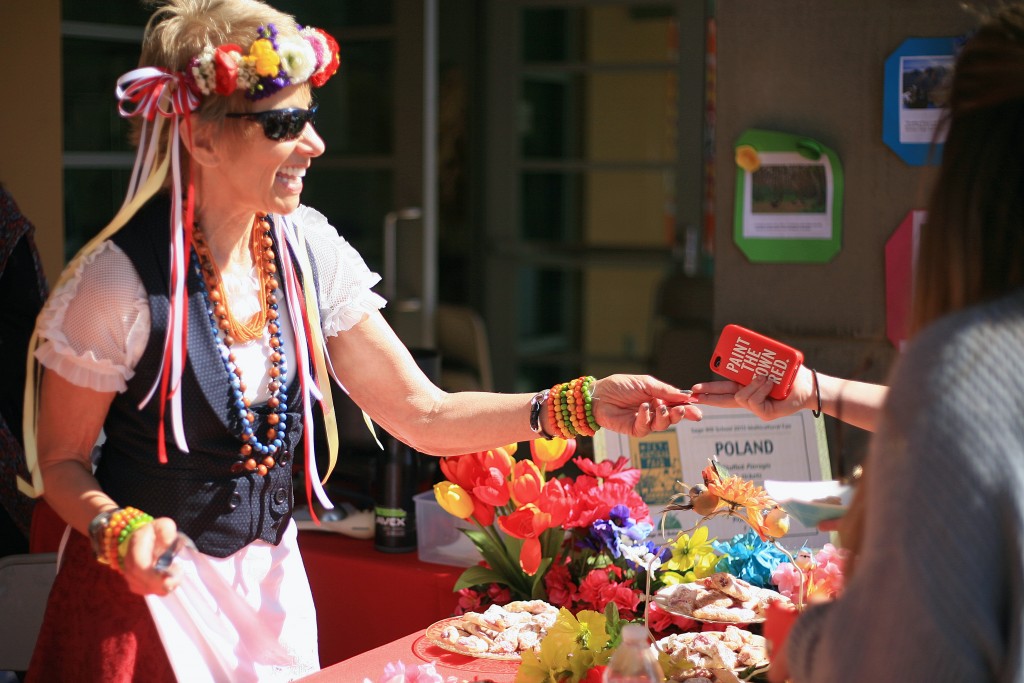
[248,38,281,77]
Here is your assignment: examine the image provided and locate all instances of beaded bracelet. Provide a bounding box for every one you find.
[547,376,600,439]
[100,507,154,570]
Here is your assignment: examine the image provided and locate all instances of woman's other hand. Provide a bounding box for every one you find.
[689,364,816,422]
[591,374,702,436]
[120,516,184,596]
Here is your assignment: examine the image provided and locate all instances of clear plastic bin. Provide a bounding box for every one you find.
[413,490,481,567]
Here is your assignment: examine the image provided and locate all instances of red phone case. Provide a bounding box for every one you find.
[710,324,804,400]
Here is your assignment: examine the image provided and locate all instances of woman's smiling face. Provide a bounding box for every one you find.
[207,84,325,218]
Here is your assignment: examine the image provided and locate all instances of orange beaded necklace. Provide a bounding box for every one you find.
[193,213,287,476]
[192,214,277,343]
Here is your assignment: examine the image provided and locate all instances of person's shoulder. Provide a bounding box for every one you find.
[910,289,1024,362]
[895,289,1024,402]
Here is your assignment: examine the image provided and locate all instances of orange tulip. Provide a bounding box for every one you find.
[471,496,495,527]
[440,454,484,490]
[497,504,544,575]
[535,478,570,529]
[529,437,576,473]
[473,465,511,507]
[510,460,544,507]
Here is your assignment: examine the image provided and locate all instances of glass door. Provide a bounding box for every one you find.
[484,1,709,391]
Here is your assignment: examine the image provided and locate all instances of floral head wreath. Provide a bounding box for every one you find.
[19,22,342,519]
[187,24,341,100]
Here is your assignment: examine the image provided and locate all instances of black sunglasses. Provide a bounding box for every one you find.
[225,103,319,141]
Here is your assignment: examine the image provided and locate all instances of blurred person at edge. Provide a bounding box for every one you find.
[764,5,1024,682]
[0,184,47,556]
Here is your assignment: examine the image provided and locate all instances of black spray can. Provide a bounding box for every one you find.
[374,434,418,552]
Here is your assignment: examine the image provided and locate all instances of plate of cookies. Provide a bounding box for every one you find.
[653,572,792,624]
[655,625,769,675]
[424,600,559,660]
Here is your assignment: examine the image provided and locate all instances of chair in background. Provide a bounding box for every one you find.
[435,303,494,392]
[0,552,57,672]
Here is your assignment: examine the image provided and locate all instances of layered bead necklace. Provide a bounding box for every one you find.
[192,213,288,476]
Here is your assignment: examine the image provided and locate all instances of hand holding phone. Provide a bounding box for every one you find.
[710,324,804,400]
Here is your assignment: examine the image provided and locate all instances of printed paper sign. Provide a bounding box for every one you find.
[595,405,832,548]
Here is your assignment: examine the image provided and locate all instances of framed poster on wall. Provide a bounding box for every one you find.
[883,37,958,166]
[732,129,843,264]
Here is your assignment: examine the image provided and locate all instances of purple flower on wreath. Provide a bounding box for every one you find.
[712,529,788,588]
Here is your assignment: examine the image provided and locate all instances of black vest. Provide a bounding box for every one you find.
[96,196,308,557]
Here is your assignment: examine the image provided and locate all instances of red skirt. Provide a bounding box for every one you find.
[27,530,175,683]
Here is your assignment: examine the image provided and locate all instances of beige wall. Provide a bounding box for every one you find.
[0,2,63,283]
[713,2,975,468]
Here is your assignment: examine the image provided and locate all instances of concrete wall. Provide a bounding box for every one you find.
[713,1,976,470]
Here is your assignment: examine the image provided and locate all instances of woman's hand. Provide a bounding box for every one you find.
[591,374,702,437]
[689,364,816,422]
[120,516,184,596]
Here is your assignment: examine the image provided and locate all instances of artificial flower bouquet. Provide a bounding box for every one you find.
[431,446,849,682]
[433,440,676,617]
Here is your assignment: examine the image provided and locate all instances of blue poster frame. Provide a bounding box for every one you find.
[882,36,957,166]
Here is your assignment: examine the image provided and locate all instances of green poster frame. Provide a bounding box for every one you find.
[733,129,844,263]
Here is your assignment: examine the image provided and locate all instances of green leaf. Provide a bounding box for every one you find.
[528,556,554,600]
[460,528,494,553]
[453,565,506,591]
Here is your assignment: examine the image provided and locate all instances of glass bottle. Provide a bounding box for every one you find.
[603,623,665,683]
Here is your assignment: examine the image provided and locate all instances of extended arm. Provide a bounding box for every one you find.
[690,364,887,432]
[326,311,702,455]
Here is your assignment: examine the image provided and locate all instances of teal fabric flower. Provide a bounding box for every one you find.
[712,530,788,588]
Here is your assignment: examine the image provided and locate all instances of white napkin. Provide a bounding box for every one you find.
[145,524,319,682]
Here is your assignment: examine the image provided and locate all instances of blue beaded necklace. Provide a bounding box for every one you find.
[193,213,288,476]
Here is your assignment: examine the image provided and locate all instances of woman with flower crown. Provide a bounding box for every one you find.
[22,1,701,681]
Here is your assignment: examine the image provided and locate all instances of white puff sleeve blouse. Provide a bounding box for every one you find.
[34,204,386,395]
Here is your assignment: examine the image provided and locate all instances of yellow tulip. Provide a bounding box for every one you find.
[434,481,474,519]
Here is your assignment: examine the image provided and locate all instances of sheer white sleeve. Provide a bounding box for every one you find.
[288,205,387,337]
[34,241,151,393]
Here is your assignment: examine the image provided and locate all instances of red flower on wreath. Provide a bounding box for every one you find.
[213,44,241,95]
[309,28,340,87]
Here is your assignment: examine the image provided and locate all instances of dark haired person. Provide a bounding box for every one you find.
[767,5,1024,680]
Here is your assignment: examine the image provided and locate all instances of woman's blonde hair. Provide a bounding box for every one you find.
[141,0,301,120]
[131,0,310,179]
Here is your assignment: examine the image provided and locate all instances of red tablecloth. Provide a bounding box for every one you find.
[298,630,518,682]
[299,530,465,666]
